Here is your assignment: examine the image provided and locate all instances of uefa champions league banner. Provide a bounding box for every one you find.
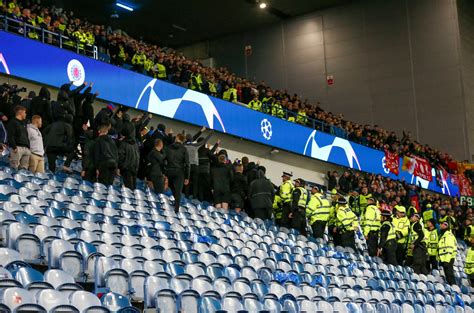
[0,31,459,196]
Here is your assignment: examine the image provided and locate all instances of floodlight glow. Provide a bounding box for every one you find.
[116,2,134,11]
[259,2,267,9]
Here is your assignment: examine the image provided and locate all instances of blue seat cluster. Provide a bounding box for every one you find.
[0,165,473,312]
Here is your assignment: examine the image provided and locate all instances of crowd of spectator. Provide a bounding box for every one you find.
[0,0,464,178]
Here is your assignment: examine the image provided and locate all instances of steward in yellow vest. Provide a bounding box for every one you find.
[335,197,359,250]
[273,172,293,224]
[247,95,262,111]
[407,213,428,274]
[361,197,381,257]
[306,184,331,239]
[190,71,203,91]
[284,178,308,236]
[438,221,457,286]
[426,219,439,271]
[464,220,474,284]
[393,205,409,265]
[222,85,237,103]
[378,208,398,266]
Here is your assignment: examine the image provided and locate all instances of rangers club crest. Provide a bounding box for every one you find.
[67,59,85,86]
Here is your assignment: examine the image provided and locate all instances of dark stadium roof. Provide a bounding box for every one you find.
[55,0,351,47]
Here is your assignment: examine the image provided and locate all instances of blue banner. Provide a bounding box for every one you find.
[0,31,459,196]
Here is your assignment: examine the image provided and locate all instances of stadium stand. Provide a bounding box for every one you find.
[0,0,468,182]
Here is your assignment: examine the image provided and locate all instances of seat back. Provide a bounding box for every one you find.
[70,290,102,312]
[179,289,199,313]
[144,273,171,309]
[155,289,177,313]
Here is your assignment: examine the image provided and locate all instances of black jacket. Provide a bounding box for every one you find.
[147,148,166,178]
[338,176,351,193]
[94,107,114,130]
[211,162,233,193]
[118,138,140,173]
[164,142,190,179]
[52,90,75,122]
[198,143,218,174]
[6,118,29,149]
[232,172,248,198]
[43,120,74,152]
[30,87,53,128]
[93,135,118,168]
[248,173,275,210]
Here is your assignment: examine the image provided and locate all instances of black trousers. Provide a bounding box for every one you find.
[98,163,116,186]
[185,164,199,199]
[412,245,428,275]
[367,231,379,257]
[290,208,307,236]
[150,175,165,194]
[469,274,474,287]
[121,169,137,190]
[427,255,438,271]
[330,225,341,246]
[254,207,272,221]
[46,148,70,173]
[167,168,185,212]
[340,231,356,250]
[383,240,398,266]
[396,242,407,265]
[198,172,212,202]
[441,259,456,285]
[311,221,327,239]
[279,203,293,229]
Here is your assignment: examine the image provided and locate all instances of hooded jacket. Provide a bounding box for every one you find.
[30,87,53,127]
[93,134,118,169]
[43,120,74,151]
[164,142,190,179]
[211,162,233,194]
[118,137,140,173]
[248,171,275,210]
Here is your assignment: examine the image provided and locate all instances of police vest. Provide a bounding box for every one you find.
[337,205,358,231]
[271,103,285,118]
[295,186,308,209]
[393,216,409,244]
[118,46,126,61]
[190,74,203,90]
[423,209,436,226]
[407,221,428,256]
[438,230,457,263]
[427,228,439,257]
[132,53,146,65]
[248,100,262,111]
[144,59,154,72]
[208,82,217,93]
[359,194,371,212]
[362,204,381,236]
[223,88,237,102]
[296,111,307,124]
[381,220,396,243]
[306,194,331,225]
[273,180,294,219]
[465,247,474,275]
[465,225,474,242]
[155,63,166,78]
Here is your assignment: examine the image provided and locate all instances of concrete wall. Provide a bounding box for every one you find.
[0,74,338,186]
[179,0,470,161]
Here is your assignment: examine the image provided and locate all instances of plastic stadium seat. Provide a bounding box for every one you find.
[179,289,200,313]
[101,292,139,313]
[36,289,78,312]
[200,290,222,313]
[144,273,172,309]
[70,290,107,313]
[6,222,41,262]
[49,239,84,280]
[0,287,46,312]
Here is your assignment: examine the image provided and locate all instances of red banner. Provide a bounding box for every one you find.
[413,156,432,181]
[458,174,473,196]
[384,150,399,175]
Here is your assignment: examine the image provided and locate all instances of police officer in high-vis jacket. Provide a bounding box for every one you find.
[426,218,439,271]
[378,208,398,266]
[465,220,474,287]
[361,197,381,257]
[438,221,457,286]
[393,205,410,265]
[306,184,331,239]
[286,178,309,236]
[407,213,428,275]
[273,172,293,226]
[335,197,359,250]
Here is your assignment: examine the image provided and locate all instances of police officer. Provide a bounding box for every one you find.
[393,205,410,265]
[357,187,372,217]
[407,200,418,219]
[247,94,262,111]
[423,203,438,228]
[438,221,457,285]
[261,91,275,114]
[378,208,398,266]
[465,234,474,287]
[328,191,340,246]
[222,84,238,103]
[426,219,439,271]
[285,178,309,236]
[362,197,381,257]
[335,197,359,250]
[306,185,331,239]
[407,213,428,275]
[273,172,293,226]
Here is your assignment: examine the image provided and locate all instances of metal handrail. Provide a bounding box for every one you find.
[1,15,98,59]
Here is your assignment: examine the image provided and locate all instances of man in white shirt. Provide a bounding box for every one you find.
[27,115,45,173]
